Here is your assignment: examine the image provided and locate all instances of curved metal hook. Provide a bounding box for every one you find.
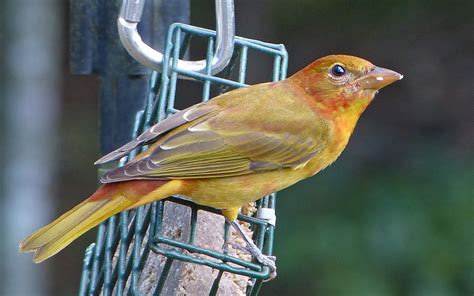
[118,0,235,75]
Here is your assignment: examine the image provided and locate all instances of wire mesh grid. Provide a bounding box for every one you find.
[79,23,288,296]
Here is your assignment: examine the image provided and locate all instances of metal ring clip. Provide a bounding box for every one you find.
[118,0,235,75]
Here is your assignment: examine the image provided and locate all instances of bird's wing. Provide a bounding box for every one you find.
[94,103,218,165]
[100,106,329,183]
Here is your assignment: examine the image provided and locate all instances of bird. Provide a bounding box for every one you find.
[20,55,402,277]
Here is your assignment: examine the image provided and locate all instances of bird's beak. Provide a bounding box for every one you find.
[356,67,403,90]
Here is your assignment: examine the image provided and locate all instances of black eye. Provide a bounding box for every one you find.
[331,64,346,77]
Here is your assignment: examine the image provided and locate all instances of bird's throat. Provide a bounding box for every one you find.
[305,93,374,177]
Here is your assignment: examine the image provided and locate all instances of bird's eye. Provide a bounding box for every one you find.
[331,64,346,77]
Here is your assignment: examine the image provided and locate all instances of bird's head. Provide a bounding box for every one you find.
[289,55,403,117]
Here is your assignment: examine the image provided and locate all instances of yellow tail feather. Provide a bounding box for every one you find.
[20,195,135,263]
[19,179,179,263]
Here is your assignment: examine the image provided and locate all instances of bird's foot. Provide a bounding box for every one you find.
[243,241,277,281]
[226,219,277,280]
[224,241,277,280]
[223,240,277,280]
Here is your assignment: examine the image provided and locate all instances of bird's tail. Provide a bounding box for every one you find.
[19,180,175,263]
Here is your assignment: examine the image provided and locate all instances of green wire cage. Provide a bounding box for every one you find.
[79,23,288,295]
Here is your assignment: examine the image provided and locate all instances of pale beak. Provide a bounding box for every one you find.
[356,67,403,90]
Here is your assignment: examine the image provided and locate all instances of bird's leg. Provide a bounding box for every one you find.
[226,218,277,280]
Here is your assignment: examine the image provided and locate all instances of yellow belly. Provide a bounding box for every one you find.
[177,143,343,212]
[180,168,305,210]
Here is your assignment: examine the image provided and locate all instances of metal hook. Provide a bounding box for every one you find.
[118,0,235,75]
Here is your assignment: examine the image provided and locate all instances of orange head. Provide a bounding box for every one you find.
[289,55,403,117]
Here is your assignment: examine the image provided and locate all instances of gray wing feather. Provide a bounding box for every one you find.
[99,123,327,183]
[94,103,217,165]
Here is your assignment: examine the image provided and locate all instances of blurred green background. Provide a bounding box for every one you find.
[1,0,472,295]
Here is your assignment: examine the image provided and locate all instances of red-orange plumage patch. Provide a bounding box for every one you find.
[90,180,167,201]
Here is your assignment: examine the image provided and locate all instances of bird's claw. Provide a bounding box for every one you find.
[253,251,277,281]
[223,241,277,280]
[225,220,277,280]
[239,242,277,281]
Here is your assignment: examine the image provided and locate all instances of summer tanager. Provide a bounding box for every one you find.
[20,55,402,267]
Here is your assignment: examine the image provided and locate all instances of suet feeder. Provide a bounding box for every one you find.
[74,1,288,294]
